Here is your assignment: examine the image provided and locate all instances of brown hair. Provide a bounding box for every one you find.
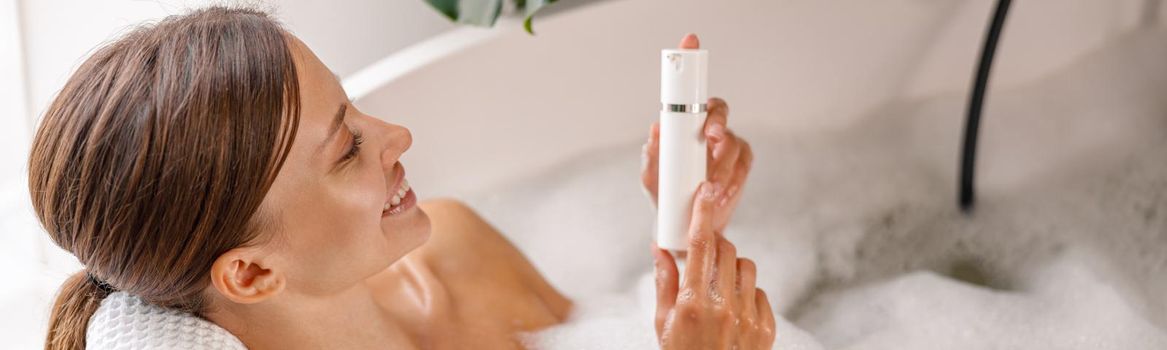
[28,7,300,350]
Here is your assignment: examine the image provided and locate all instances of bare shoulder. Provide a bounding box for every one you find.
[418,198,492,235]
[413,198,518,268]
[413,198,574,320]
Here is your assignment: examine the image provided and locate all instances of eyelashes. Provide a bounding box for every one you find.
[341,127,364,162]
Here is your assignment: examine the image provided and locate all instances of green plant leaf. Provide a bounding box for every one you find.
[424,0,459,21]
[424,0,504,27]
[422,0,557,34]
[522,0,558,34]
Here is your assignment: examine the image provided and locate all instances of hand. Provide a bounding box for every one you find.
[653,182,776,350]
[642,34,754,233]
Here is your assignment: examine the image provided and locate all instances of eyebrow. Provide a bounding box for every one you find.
[319,103,347,152]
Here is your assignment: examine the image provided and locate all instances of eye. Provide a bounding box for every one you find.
[341,128,364,162]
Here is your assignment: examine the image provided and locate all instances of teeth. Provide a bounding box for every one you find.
[398,179,410,197]
[384,178,411,213]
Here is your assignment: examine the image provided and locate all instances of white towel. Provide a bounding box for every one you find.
[86,291,246,350]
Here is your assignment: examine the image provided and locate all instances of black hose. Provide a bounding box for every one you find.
[960,0,1012,213]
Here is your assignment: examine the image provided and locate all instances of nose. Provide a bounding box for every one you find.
[379,122,412,168]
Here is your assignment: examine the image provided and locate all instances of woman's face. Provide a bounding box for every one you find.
[256,36,430,296]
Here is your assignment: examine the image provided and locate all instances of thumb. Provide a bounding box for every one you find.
[653,244,679,337]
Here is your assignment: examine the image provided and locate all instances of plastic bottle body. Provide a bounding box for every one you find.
[656,109,707,251]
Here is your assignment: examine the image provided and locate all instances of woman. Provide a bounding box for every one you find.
[30,7,773,350]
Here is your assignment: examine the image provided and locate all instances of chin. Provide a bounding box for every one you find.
[383,206,432,251]
[409,208,432,246]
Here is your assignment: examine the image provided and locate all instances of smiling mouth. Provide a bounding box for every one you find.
[382,165,416,217]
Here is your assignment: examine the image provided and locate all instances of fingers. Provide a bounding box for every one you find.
[702,98,739,207]
[706,124,742,200]
[704,97,729,133]
[733,139,753,186]
[679,33,700,49]
[682,181,721,292]
[724,139,753,208]
[653,244,680,337]
[737,258,757,317]
[756,288,776,331]
[641,122,660,203]
[715,237,738,302]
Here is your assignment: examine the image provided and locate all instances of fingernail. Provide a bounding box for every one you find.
[727,185,739,200]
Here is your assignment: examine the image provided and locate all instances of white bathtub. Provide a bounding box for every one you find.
[345,1,1167,349]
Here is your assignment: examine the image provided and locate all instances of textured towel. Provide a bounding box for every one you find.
[86,292,246,349]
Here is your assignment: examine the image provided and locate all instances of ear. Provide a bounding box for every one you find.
[209,247,285,304]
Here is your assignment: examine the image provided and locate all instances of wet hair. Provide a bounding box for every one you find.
[28,6,300,349]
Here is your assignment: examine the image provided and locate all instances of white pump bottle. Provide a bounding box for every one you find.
[656,47,708,252]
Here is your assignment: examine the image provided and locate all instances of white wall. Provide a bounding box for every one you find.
[277,0,455,78]
[0,0,27,181]
[0,2,39,347]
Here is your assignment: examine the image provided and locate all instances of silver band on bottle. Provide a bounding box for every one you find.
[662,103,707,114]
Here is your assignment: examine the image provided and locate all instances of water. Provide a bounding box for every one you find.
[467,28,1167,349]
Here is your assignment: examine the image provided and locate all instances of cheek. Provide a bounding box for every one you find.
[276,167,389,290]
[332,166,392,247]
[344,166,389,218]
[299,168,383,238]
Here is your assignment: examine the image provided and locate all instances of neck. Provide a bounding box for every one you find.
[206,283,418,349]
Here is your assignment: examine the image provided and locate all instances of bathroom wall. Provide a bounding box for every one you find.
[0,0,27,170]
[0,0,34,331]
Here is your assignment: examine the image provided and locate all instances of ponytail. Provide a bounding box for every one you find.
[44,271,114,350]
